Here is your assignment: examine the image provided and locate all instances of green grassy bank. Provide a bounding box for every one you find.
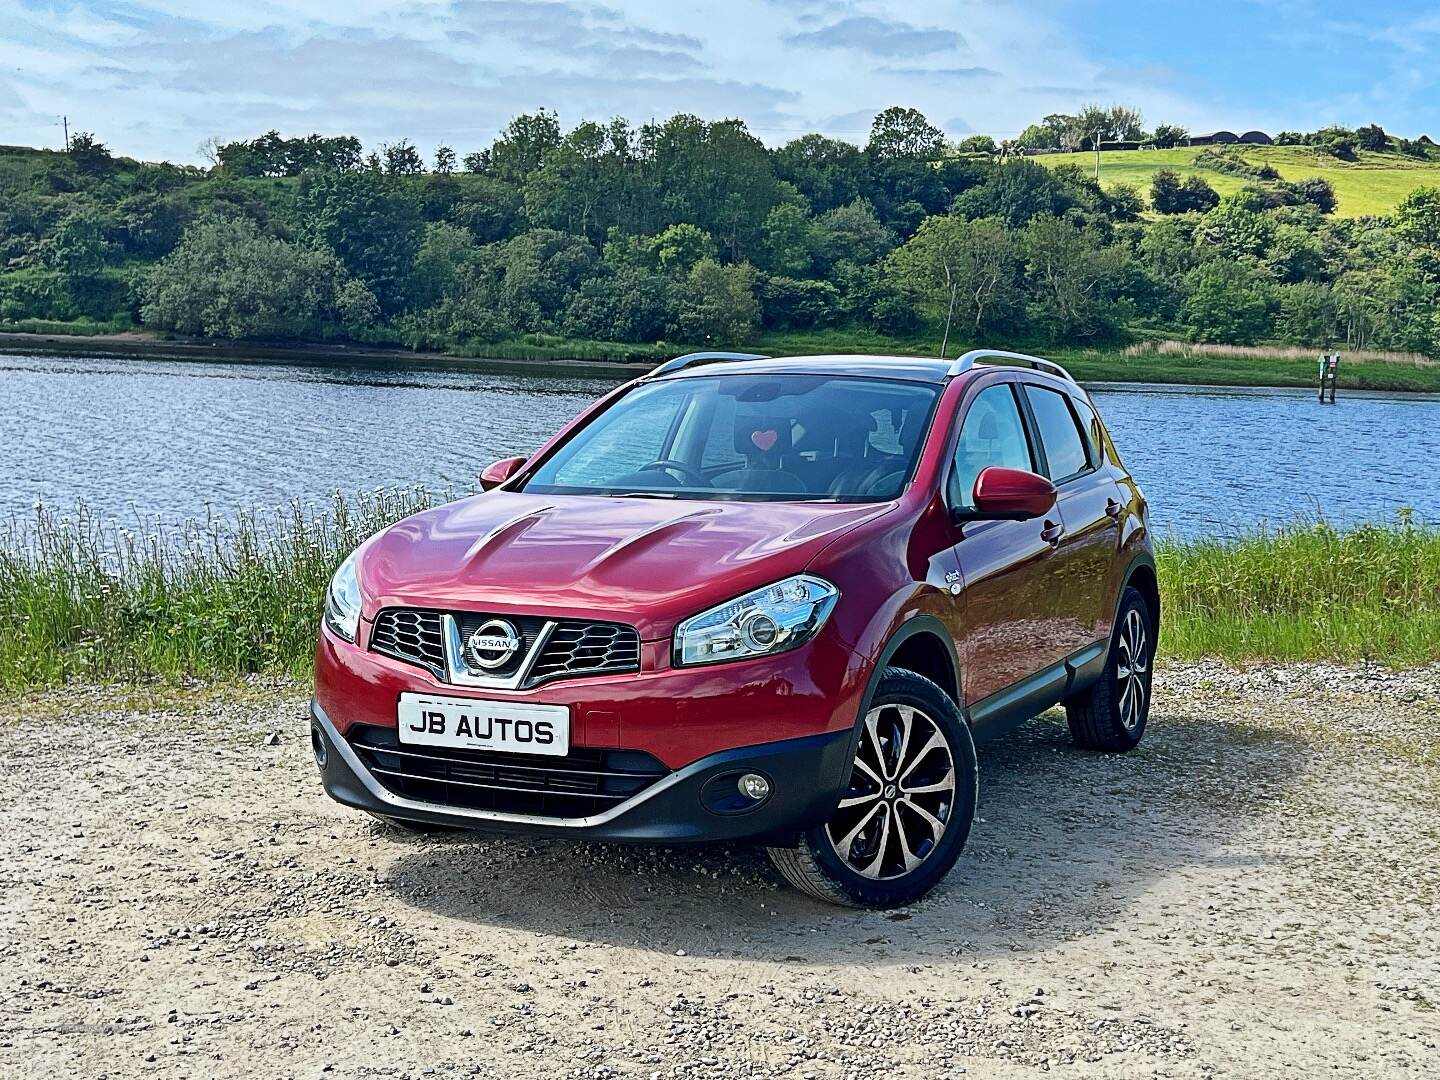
[2,494,1437,692]
[5,324,1439,393]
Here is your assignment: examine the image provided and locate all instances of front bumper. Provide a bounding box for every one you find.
[311,697,852,843]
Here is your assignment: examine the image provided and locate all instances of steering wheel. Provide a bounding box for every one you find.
[638,459,710,486]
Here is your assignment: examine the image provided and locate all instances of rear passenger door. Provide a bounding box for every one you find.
[1019,381,1124,659]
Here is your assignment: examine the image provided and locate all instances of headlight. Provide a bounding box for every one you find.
[324,550,363,642]
[674,574,838,667]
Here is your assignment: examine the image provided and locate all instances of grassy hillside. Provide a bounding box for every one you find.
[1037,145,1440,217]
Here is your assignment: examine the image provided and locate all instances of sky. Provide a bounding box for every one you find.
[4,0,1440,163]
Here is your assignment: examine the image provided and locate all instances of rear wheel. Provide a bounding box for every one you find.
[767,668,977,908]
[1065,586,1155,752]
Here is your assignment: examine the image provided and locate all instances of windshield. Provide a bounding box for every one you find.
[521,373,940,502]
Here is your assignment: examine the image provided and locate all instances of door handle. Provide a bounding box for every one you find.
[1105,498,1123,520]
[1040,520,1066,545]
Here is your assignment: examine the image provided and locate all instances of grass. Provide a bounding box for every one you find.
[1036,144,1440,217]
[1160,514,1440,664]
[746,332,1440,393]
[2,494,1438,692]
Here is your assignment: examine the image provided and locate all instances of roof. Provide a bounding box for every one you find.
[660,353,956,383]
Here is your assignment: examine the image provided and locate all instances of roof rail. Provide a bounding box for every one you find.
[648,351,768,378]
[947,349,1077,384]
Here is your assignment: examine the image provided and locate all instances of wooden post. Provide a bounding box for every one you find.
[1317,352,1340,403]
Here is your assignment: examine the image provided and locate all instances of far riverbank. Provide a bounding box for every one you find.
[3,325,1439,392]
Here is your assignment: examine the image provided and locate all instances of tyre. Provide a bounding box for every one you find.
[767,668,978,908]
[1065,586,1155,752]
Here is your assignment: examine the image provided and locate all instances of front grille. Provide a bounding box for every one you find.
[370,608,641,687]
[348,724,670,819]
[371,609,445,675]
[531,622,642,682]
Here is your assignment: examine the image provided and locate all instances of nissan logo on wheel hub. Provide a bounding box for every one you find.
[466,618,522,670]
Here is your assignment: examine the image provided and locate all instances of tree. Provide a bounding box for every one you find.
[496,228,598,331]
[1181,260,1272,343]
[433,145,456,175]
[955,135,997,156]
[755,275,838,330]
[1393,187,1440,248]
[295,170,424,312]
[1292,176,1337,214]
[523,118,640,243]
[866,107,945,160]
[40,207,110,279]
[1355,124,1388,152]
[1151,123,1187,148]
[481,110,562,183]
[759,203,815,276]
[886,216,1023,353]
[952,159,1072,228]
[1197,194,1275,259]
[672,258,760,342]
[563,265,674,342]
[1072,103,1144,146]
[644,115,786,259]
[140,214,375,338]
[408,221,484,309]
[66,132,114,175]
[648,223,716,274]
[772,134,869,214]
[1149,170,1219,214]
[810,199,895,269]
[382,139,424,176]
[1019,215,1129,342]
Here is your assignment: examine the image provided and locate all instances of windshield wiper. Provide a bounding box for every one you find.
[611,491,680,499]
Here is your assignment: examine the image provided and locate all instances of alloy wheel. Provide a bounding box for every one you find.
[825,703,956,880]
[1116,607,1150,731]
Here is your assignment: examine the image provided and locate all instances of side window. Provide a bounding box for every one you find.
[1024,385,1090,482]
[948,384,1033,508]
[1070,396,1105,465]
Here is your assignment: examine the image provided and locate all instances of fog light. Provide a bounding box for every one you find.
[310,723,328,769]
[737,772,771,801]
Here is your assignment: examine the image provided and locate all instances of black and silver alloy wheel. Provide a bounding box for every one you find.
[768,667,978,908]
[1115,606,1150,732]
[826,703,956,880]
[1064,585,1156,752]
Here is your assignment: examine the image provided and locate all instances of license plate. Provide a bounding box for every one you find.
[397,693,570,756]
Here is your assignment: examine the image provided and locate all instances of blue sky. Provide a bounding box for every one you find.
[3,0,1439,162]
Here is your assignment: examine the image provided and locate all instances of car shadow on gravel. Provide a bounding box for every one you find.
[383,708,1307,962]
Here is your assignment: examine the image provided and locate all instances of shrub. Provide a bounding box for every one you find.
[141,215,377,339]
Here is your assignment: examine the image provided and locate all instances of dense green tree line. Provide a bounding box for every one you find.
[3,108,1440,356]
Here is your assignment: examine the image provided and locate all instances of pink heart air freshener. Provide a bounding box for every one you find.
[750,429,778,451]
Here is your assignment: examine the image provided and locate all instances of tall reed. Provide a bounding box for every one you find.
[1,496,1437,690]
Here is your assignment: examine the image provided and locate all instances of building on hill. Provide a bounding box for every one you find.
[1189,130,1239,146]
[1239,130,1274,145]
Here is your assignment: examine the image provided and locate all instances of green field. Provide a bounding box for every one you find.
[1037,145,1440,217]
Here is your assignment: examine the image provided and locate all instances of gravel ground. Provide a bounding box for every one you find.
[2,662,1438,1079]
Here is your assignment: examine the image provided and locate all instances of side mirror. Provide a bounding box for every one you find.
[953,466,1057,523]
[479,456,526,491]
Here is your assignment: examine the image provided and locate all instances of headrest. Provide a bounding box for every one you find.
[734,415,793,455]
[976,412,1000,440]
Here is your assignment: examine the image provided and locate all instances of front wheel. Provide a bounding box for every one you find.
[1064,586,1155,752]
[767,668,977,908]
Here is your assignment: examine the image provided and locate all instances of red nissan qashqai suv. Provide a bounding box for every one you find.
[312,350,1157,907]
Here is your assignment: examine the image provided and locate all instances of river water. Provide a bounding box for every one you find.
[5,352,1438,538]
